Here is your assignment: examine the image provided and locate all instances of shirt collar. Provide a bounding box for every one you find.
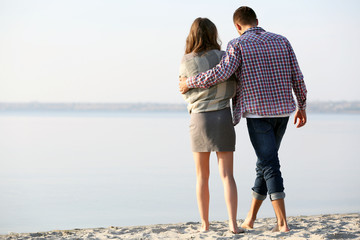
[242,26,266,36]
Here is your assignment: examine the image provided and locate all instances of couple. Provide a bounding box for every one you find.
[179,6,307,234]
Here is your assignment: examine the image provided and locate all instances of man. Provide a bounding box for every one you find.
[179,6,307,232]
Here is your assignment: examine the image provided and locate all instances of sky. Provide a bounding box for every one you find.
[0,0,359,103]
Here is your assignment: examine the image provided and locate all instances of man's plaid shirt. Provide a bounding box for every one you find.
[186,27,307,125]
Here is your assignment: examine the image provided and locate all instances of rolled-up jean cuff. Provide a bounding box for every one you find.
[270,192,286,201]
[252,191,267,201]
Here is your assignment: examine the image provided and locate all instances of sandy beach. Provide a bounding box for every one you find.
[1,213,359,240]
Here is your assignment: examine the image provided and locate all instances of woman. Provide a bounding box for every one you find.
[179,17,243,233]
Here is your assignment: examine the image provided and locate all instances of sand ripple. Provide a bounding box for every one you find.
[1,213,359,240]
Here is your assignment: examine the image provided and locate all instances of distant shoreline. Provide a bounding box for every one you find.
[0,101,360,114]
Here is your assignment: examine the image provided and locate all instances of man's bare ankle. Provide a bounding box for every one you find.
[241,217,255,229]
[200,221,209,231]
[272,223,290,232]
[279,224,290,232]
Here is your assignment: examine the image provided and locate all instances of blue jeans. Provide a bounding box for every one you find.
[246,117,289,201]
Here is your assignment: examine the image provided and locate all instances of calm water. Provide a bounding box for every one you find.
[0,111,359,234]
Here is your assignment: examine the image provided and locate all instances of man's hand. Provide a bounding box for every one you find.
[179,77,189,94]
[294,109,307,128]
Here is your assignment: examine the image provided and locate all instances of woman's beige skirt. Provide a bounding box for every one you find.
[189,107,235,152]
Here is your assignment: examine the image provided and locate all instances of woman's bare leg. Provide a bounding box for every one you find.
[216,151,241,233]
[193,152,211,231]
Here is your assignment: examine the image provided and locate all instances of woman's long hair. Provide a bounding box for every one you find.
[185,17,221,54]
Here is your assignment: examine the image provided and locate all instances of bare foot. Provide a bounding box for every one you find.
[200,222,209,232]
[230,227,245,234]
[241,217,255,229]
[229,220,245,234]
[272,224,290,232]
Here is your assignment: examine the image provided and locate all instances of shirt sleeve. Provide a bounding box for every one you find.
[186,40,241,89]
[286,40,307,110]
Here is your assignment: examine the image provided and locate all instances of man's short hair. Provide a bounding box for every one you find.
[233,6,257,26]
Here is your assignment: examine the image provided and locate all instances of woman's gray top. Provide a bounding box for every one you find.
[179,49,237,113]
